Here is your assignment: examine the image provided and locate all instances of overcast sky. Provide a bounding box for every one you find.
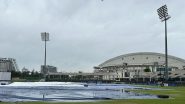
[0,0,185,72]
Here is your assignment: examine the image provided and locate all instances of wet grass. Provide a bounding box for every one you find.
[0,86,185,104]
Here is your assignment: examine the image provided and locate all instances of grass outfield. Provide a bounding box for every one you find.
[0,86,185,104]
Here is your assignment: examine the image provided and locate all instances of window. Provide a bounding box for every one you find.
[158,57,161,59]
[146,57,148,59]
[122,58,124,60]
[132,58,135,60]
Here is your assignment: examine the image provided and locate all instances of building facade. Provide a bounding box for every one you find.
[94,52,185,81]
[0,58,18,85]
[0,72,11,85]
[41,65,57,74]
[45,52,185,83]
[0,58,19,72]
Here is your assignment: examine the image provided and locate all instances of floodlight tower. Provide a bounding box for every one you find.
[41,32,49,74]
[157,5,171,81]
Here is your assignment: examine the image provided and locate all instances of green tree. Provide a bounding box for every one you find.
[144,67,151,72]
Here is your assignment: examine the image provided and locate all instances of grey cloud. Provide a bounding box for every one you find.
[0,0,185,72]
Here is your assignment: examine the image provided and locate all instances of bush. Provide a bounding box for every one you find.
[144,68,151,72]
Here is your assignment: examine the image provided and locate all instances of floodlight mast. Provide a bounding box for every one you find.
[157,5,171,82]
[41,32,49,75]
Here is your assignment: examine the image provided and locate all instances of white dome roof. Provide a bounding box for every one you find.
[99,52,185,69]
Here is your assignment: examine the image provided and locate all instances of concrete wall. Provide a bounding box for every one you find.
[0,72,11,81]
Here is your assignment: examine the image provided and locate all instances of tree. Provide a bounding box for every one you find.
[78,71,83,73]
[11,70,21,78]
[144,67,151,72]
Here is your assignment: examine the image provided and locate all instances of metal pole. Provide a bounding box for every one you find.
[44,32,47,74]
[164,18,168,81]
[160,68,161,81]
[157,5,171,82]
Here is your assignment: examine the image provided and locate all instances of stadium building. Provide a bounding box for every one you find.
[0,58,19,85]
[0,58,19,72]
[46,52,185,83]
[41,65,57,74]
[94,52,185,82]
